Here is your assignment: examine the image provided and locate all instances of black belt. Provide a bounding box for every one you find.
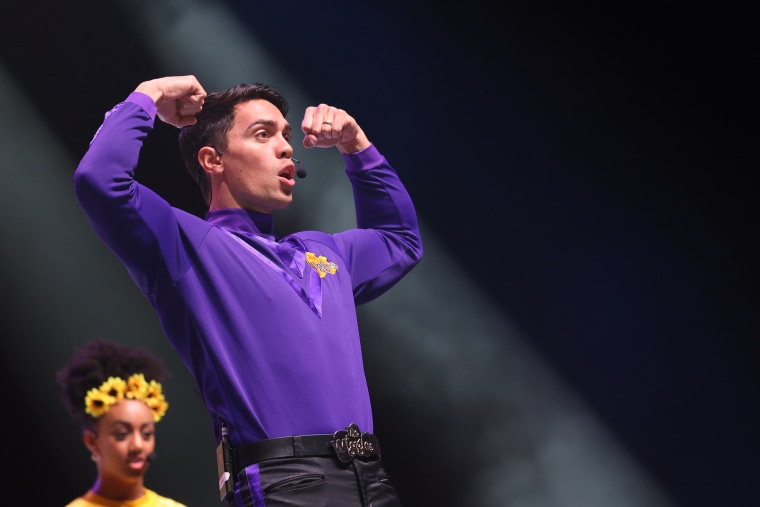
[231,423,381,474]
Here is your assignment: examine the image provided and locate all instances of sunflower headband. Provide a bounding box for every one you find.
[84,373,169,422]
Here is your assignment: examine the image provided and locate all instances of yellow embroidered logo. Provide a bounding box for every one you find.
[306,251,339,278]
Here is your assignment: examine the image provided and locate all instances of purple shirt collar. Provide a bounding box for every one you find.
[205,208,275,237]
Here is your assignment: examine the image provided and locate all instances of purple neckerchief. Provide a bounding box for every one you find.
[224,230,323,318]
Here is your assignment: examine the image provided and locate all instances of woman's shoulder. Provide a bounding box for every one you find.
[148,489,188,507]
[156,498,187,507]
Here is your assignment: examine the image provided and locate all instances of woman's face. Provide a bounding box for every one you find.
[89,399,157,482]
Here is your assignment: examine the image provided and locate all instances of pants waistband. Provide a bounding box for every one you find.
[233,434,335,473]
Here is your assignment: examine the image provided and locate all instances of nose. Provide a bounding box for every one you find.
[129,432,146,452]
[279,136,293,159]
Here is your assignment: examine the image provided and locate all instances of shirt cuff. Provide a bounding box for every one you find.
[342,144,383,173]
[126,91,158,120]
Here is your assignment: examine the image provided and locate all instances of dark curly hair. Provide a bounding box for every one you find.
[57,340,171,430]
[177,82,289,207]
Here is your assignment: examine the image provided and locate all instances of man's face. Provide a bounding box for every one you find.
[220,99,297,214]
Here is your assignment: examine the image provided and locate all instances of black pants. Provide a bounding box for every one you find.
[230,455,403,507]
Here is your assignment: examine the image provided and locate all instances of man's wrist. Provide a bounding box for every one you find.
[133,80,162,104]
[337,131,370,154]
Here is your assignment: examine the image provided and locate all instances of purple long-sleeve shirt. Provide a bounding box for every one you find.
[73,92,423,447]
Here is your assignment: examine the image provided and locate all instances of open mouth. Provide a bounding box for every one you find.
[279,161,295,179]
[278,163,295,181]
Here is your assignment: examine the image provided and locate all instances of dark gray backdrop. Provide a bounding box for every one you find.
[1,1,756,506]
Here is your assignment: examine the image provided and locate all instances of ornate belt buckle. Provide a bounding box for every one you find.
[330,423,381,463]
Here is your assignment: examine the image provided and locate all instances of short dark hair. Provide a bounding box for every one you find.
[56,340,171,430]
[178,82,290,207]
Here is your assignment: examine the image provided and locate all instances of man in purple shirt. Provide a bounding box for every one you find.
[73,75,423,506]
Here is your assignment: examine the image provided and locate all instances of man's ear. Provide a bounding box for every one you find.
[198,146,223,174]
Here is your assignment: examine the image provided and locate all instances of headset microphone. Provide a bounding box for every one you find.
[292,158,307,179]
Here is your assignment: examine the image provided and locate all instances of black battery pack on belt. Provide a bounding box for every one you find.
[216,424,234,502]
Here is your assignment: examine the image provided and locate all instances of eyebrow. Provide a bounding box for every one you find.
[108,421,155,430]
[246,119,292,134]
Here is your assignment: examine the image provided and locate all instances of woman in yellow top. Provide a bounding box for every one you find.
[57,340,187,507]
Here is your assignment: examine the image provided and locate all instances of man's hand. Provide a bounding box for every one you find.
[301,104,370,154]
[134,75,207,128]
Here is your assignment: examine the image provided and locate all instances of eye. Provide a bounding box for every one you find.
[113,432,128,441]
[142,430,155,440]
[255,130,270,139]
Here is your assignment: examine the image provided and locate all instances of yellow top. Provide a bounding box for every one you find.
[65,488,187,507]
